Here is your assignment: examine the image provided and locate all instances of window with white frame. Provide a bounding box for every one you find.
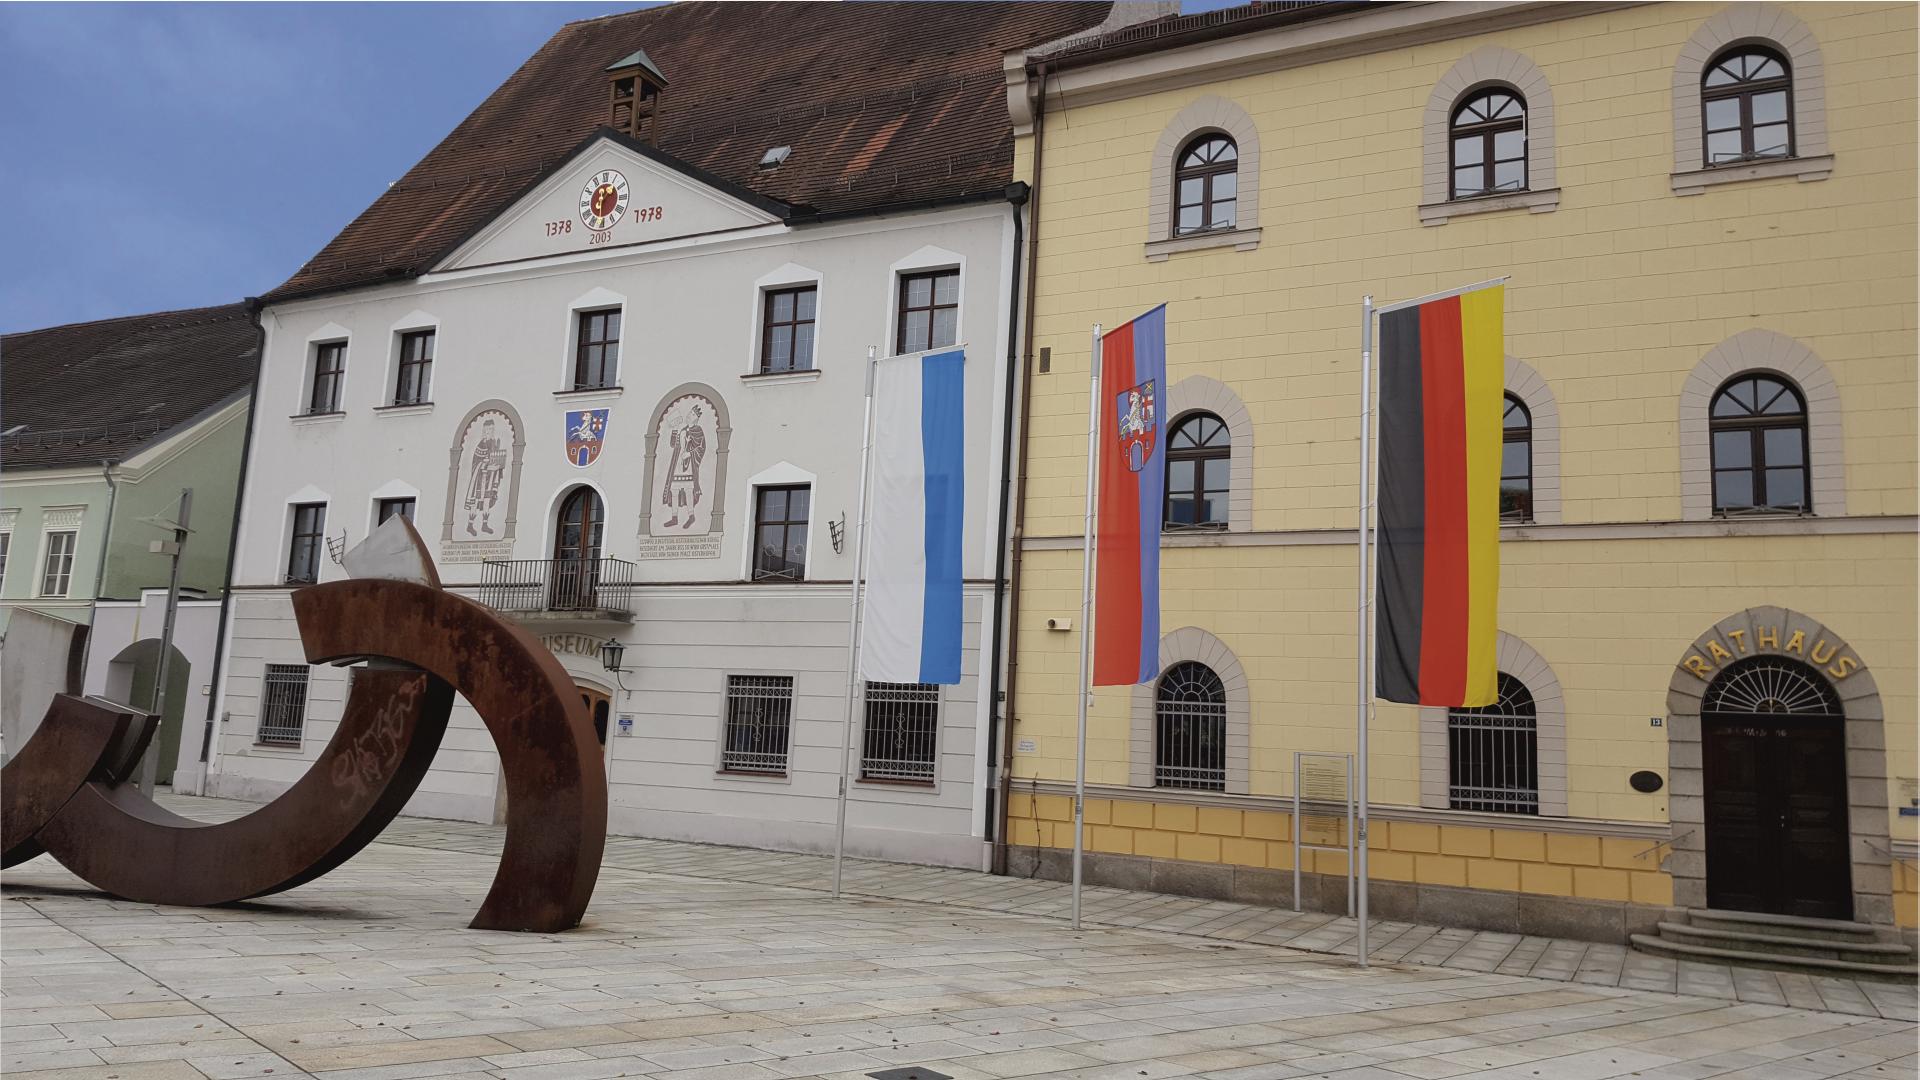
[392,329,434,405]
[257,664,310,746]
[286,503,326,584]
[721,674,792,775]
[308,341,346,414]
[39,530,77,597]
[860,681,939,783]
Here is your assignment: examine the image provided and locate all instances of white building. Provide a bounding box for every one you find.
[207,1,1142,867]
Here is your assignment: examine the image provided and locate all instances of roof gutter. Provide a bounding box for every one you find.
[76,458,122,684]
[1035,0,1377,72]
[194,296,269,776]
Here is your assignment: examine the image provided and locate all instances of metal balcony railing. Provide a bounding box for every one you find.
[476,557,638,618]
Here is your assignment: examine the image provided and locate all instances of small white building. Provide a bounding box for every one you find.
[207,1,1138,867]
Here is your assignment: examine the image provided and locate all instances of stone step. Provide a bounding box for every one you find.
[1630,933,1918,982]
[1685,907,1886,943]
[1654,921,1914,962]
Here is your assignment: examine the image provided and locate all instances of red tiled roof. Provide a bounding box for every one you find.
[269,1,1114,303]
[1,304,258,471]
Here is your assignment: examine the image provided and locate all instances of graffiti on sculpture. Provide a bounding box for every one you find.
[0,516,607,933]
[637,383,731,560]
[440,400,526,563]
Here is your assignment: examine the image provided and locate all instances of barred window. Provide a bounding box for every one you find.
[1447,672,1538,814]
[721,674,792,775]
[258,664,310,746]
[860,681,939,783]
[1154,661,1226,790]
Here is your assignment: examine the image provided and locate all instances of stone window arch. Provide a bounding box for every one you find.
[1131,627,1248,794]
[1671,4,1831,194]
[1678,329,1843,521]
[1504,355,1561,525]
[1164,376,1253,532]
[1146,96,1261,260]
[1420,631,1567,816]
[1420,47,1559,224]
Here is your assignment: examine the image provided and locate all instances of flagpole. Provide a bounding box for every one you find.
[1071,323,1102,932]
[832,346,879,900]
[1355,296,1374,967]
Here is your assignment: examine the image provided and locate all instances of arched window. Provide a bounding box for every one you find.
[551,487,605,610]
[1165,412,1229,530]
[1173,135,1237,236]
[1710,374,1809,515]
[1450,87,1527,199]
[1703,46,1793,166]
[1447,672,1538,814]
[1154,661,1225,791]
[1501,393,1532,523]
[1703,655,1842,717]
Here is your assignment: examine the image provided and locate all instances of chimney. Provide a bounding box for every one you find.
[607,49,668,142]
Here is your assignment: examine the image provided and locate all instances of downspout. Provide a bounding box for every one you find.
[991,61,1048,876]
[195,297,268,772]
[78,459,121,684]
[982,181,1029,848]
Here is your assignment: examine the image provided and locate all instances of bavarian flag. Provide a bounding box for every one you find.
[1376,283,1503,708]
[1093,304,1168,686]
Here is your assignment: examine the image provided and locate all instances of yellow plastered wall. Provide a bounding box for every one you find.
[1895,859,1919,929]
[1011,2,1917,845]
[1008,796,1676,907]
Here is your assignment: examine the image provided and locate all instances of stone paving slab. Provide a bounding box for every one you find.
[162,795,1900,1022]
[4,828,1914,1080]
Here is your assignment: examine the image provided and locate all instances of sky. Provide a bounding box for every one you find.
[0,1,1239,335]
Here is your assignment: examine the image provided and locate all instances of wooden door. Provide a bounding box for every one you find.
[552,488,605,609]
[1702,714,1851,919]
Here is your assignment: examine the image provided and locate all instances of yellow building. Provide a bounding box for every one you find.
[999,1,1917,960]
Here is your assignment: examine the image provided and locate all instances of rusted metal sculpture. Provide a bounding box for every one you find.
[0,518,607,933]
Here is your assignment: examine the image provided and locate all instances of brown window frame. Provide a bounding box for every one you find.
[393,329,434,406]
[1172,134,1238,237]
[759,285,817,373]
[895,270,959,356]
[573,309,621,390]
[1501,394,1533,524]
[1163,412,1230,531]
[286,503,327,585]
[1701,46,1794,167]
[1709,373,1811,516]
[1448,87,1528,200]
[751,484,810,581]
[375,497,415,525]
[308,341,346,414]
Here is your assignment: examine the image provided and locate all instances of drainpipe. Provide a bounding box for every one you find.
[983,181,1029,846]
[195,297,269,776]
[991,62,1049,876]
[79,459,121,686]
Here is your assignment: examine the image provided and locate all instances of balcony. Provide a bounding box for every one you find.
[476,558,638,622]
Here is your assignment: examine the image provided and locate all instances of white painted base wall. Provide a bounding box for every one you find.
[209,586,994,868]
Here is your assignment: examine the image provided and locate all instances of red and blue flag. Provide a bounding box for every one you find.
[1093,304,1167,686]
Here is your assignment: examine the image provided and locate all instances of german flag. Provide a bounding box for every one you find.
[1376,284,1503,708]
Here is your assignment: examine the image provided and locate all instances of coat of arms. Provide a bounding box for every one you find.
[1115,379,1157,472]
[565,409,609,468]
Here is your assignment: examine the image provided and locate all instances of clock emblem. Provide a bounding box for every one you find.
[579,170,630,231]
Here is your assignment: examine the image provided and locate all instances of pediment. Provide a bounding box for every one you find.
[436,132,786,272]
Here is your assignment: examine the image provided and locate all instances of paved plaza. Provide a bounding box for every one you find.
[3,796,1914,1080]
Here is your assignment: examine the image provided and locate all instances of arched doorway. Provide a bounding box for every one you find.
[551,487,605,610]
[1701,655,1851,919]
[103,640,190,787]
